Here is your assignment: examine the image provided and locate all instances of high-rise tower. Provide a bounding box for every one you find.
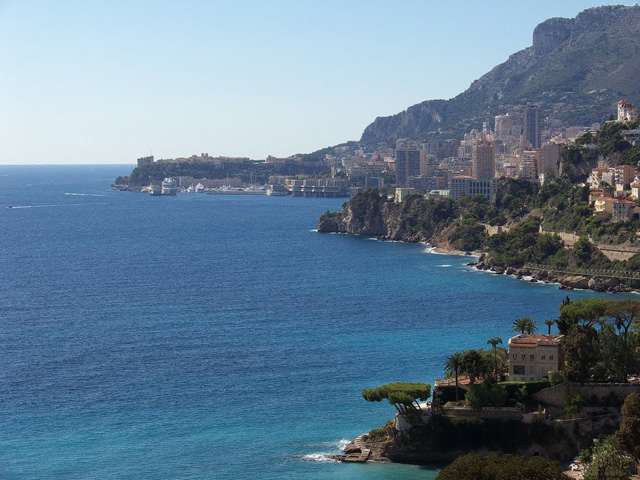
[524,107,541,149]
[472,140,495,180]
[395,139,421,186]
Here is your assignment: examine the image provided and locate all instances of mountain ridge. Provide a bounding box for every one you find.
[358,4,640,147]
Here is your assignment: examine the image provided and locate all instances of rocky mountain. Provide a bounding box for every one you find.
[360,5,640,146]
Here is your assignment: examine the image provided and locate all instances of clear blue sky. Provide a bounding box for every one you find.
[0,1,633,164]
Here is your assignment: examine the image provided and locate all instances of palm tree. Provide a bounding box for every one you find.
[444,352,463,402]
[512,317,538,335]
[544,319,555,336]
[461,349,486,385]
[487,337,503,382]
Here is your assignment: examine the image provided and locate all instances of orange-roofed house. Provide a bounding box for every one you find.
[508,334,563,382]
[618,100,639,122]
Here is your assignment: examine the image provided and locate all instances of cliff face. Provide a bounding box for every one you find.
[318,191,451,243]
[360,5,640,146]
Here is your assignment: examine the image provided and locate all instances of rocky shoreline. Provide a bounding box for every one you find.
[471,254,634,294]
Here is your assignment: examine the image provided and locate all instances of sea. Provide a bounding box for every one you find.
[0,165,624,480]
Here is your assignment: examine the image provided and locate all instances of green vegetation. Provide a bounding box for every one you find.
[324,173,640,281]
[361,382,431,416]
[559,298,640,383]
[435,452,567,480]
[511,318,537,335]
[444,352,464,403]
[486,337,503,383]
[617,393,640,462]
[465,384,508,409]
[583,436,630,480]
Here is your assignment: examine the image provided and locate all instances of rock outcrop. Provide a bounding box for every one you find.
[471,256,632,293]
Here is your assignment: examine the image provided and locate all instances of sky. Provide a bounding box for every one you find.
[0,1,635,165]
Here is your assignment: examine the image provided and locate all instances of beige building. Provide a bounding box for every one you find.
[395,187,417,203]
[508,334,562,382]
[618,100,639,122]
[472,140,495,180]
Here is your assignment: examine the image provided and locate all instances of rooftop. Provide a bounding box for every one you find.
[508,333,562,348]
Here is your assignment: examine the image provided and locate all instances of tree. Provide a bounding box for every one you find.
[563,325,601,382]
[445,352,464,402]
[486,337,503,382]
[559,297,611,329]
[617,393,640,462]
[544,319,555,336]
[597,323,628,382]
[549,368,564,387]
[362,382,431,416]
[512,317,537,335]
[465,383,508,409]
[461,349,490,384]
[436,452,566,480]
[584,436,629,480]
[607,300,640,345]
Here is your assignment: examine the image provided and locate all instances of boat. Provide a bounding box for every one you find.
[148,185,162,196]
[161,178,178,196]
[266,184,289,196]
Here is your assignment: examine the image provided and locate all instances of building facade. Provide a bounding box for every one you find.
[449,176,497,201]
[395,139,421,187]
[618,100,639,122]
[472,140,495,180]
[508,334,562,382]
[524,107,541,149]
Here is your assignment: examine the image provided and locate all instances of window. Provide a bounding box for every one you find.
[530,354,535,360]
[521,354,525,359]
[541,355,546,360]
[513,365,525,375]
[549,355,554,360]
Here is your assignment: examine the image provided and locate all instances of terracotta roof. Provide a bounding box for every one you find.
[619,99,637,108]
[508,334,562,348]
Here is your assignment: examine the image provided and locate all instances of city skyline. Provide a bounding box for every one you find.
[0,1,631,165]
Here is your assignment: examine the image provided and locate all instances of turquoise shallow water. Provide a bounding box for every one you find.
[0,165,624,479]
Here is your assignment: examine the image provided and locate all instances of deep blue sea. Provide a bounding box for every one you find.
[0,165,625,479]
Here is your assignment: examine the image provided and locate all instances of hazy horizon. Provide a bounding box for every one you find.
[0,1,631,165]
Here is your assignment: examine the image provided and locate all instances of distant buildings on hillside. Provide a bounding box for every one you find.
[130,98,640,203]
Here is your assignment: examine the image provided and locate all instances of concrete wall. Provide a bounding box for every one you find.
[595,245,639,261]
[443,406,524,421]
[541,228,640,260]
[540,229,580,247]
[532,382,640,409]
[484,225,510,236]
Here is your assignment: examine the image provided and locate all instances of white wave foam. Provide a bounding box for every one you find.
[6,202,107,209]
[438,264,451,268]
[297,438,350,463]
[299,453,338,463]
[309,229,318,232]
[65,193,106,197]
[306,438,350,450]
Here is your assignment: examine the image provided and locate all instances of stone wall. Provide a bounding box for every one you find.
[484,225,510,236]
[540,229,580,247]
[443,406,524,421]
[595,245,640,261]
[532,382,640,409]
